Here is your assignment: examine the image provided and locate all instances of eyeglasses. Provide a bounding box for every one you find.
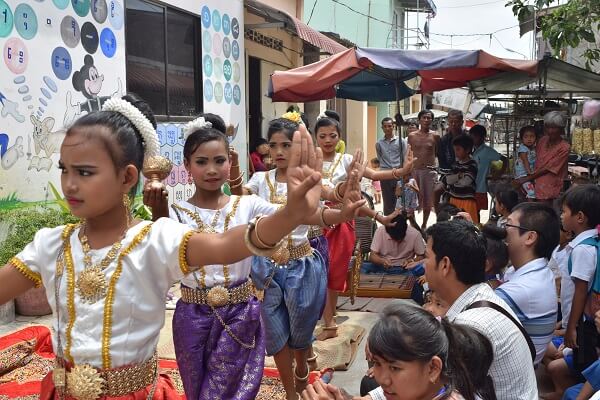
[504,223,540,236]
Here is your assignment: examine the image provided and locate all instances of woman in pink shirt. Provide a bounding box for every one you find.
[515,111,570,206]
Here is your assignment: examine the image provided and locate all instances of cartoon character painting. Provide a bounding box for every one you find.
[1,135,24,170]
[63,55,122,125]
[29,115,65,171]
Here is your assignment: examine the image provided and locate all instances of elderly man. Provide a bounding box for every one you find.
[515,111,570,208]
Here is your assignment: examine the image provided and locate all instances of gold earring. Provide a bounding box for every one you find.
[123,194,132,225]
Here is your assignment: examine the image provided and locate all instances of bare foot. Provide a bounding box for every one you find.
[316,326,338,341]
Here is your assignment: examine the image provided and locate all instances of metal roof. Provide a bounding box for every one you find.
[397,0,437,14]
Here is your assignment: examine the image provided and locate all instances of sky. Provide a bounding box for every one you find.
[408,0,535,60]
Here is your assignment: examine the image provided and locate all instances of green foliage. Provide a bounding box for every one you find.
[506,0,600,69]
[48,182,70,213]
[0,193,21,210]
[132,196,153,221]
[0,207,79,266]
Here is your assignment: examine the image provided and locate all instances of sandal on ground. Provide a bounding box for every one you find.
[316,325,338,341]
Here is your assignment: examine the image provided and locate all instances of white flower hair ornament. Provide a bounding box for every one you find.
[183,117,213,140]
[102,98,160,160]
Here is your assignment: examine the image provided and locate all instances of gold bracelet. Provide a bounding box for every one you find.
[230,164,240,168]
[244,216,285,257]
[254,215,279,248]
[319,206,335,228]
[228,171,245,183]
[228,180,243,189]
[333,182,344,202]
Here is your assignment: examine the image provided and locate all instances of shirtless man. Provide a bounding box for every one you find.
[408,110,440,230]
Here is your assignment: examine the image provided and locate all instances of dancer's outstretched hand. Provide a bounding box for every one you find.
[287,125,323,221]
[340,170,367,221]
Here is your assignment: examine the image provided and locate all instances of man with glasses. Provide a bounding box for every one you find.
[498,202,560,365]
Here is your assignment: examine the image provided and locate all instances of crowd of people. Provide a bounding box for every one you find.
[0,92,598,400]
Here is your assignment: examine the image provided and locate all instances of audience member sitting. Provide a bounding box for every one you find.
[424,219,538,399]
[361,214,425,275]
[493,189,519,228]
[481,224,509,289]
[496,202,559,365]
[303,302,497,400]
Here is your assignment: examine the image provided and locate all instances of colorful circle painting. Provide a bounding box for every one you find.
[60,15,80,48]
[91,0,108,23]
[202,29,211,53]
[203,79,213,102]
[231,39,239,60]
[211,9,221,32]
[213,81,223,103]
[222,36,231,58]
[231,17,239,39]
[108,0,123,30]
[0,0,14,38]
[51,46,72,80]
[53,0,70,9]
[224,82,232,104]
[100,27,116,57]
[203,54,213,77]
[15,3,37,40]
[233,62,240,83]
[223,59,232,81]
[71,0,89,17]
[233,84,241,105]
[212,32,221,56]
[81,21,98,54]
[213,57,222,79]
[4,37,28,74]
[222,13,230,35]
[201,6,210,29]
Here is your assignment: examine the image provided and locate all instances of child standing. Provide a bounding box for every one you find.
[514,126,537,200]
[244,117,364,399]
[370,158,382,204]
[442,134,479,223]
[0,95,325,399]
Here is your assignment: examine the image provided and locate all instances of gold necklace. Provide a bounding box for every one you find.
[322,153,342,180]
[76,224,127,304]
[172,203,220,233]
[265,171,287,204]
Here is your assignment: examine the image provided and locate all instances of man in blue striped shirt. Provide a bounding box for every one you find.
[499,202,560,365]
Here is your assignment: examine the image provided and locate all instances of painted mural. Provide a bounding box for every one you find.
[0,0,126,208]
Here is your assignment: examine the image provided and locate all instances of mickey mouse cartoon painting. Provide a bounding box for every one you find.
[63,55,122,125]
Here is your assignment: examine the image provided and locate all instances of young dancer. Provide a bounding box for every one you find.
[241,117,364,400]
[0,94,327,399]
[314,114,415,340]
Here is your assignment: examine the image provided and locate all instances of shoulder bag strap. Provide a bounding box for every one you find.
[466,300,536,362]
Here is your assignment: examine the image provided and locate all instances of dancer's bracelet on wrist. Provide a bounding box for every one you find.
[244,216,284,257]
[319,206,334,229]
[333,182,344,202]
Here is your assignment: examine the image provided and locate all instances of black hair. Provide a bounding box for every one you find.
[267,118,299,141]
[518,125,537,141]
[437,203,463,222]
[495,190,519,212]
[385,214,408,241]
[66,93,155,194]
[300,112,310,130]
[512,202,560,259]
[452,134,474,153]
[417,110,434,120]
[200,113,227,134]
[426,220,487,285]
[368,302,495,400]
[560,184,600,228]
[371,158,380,166]
[448,109,464,120]
[469,125,487,139]
[181,112,229,160]
[324,109,340,122]
[315,116,340,134]
[482,224,508,274]
[381,117,394,125]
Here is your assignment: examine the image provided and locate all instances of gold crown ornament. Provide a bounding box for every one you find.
[281,111,302,124]
[142,155,173,190]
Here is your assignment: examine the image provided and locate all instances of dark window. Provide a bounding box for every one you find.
[125,0,201,117]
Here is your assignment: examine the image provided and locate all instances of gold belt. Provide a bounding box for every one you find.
[180,279,254,308]
[287,241,314,260]
[55,355,156,399]
[307,226,323,239]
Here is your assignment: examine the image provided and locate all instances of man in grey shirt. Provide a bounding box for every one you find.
[375,117,406,215]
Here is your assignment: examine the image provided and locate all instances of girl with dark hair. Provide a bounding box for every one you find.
[315,114,415,341]
[303,302,497,400]
[493,189,519,228]
[242,115,365,399]
[0,94,328,399]
[481,224,509,289]
[250,137,271,173]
